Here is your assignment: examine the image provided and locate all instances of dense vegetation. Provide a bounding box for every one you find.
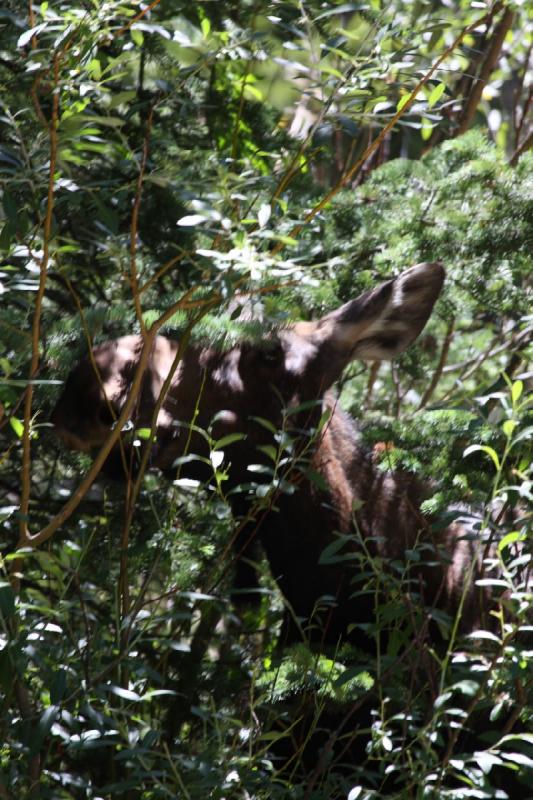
[0,1,531,798]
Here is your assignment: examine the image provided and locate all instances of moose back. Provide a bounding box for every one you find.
[51,262,491,646]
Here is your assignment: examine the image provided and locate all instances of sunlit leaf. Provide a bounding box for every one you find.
[10,417,23,438]
[463,444,500,471]
[428,82,446,108]
[511,379,523,404]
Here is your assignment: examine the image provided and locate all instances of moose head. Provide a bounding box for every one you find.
[52,262,444,478]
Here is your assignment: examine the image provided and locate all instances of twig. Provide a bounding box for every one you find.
[270,64,357,206]
[18,55,59,547]
[28,0,37,50]
[513,45,532,147]
[418,318,455,409]
[509,129,533,167]
[455,7,515,137]
[391,362,402,419]
[364,361,380,410]
[113,0,162,39]
[231,63,251,161]
[138,251,187,295]
[129,105,154,332]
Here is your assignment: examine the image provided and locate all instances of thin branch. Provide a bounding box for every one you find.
[441,325,531,374]
[28,0,37,50]
[18,54,59,546]
[270,64,357,206]
[118,322,198,651]
[114,0,162,39]
[509,129,533,167]
[418,318,455,409]
[455,6,514,137]
[231,64,251,161]
[513,45,532,147]
[391,362,402,419]
[138,251,187,295]
[129,105,154,333]
[363,361,380,410]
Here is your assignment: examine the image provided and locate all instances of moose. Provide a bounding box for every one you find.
[51,262,493,647]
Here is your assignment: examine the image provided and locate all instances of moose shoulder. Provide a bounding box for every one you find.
[51,262,491,646]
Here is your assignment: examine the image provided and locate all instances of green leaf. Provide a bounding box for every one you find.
[427,82,445,109]
[108,90,137,108]
[497,733,533,746]
[511,379,523,404]
[2,190,17,223]
[421,118,433,141]
[474,750,502,774]
[10,417,23,438]
[502,419,517,438]
[319,535,354,565]
[87,58,101,80]
[466,630,501,642]
[333,667,373,690]
[257,444,278,462]
[50,669,67,703]
[434,690,452,709]
[131,28,144,46]
[258,203,271,228]
[463,444,500,471]
[397,93,411,111]
[213,433,246,449]
[303,468,328,491]
[451,679,479,697]
[0,221,15,249]
[498,531,524,552]
[511,426,533,445]
[78,114,125,128]
[250,416,277,434]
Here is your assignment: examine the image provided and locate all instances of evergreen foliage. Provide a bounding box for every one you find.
[0,2,531,798]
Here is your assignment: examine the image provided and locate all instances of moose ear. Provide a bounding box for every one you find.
[351,262,445,360]
[351,263,444,360]
[313,262,445,362]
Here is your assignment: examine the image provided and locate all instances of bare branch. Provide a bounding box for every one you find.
[418,319,455,409]
[455,7,514,137]
[18,55,59,546]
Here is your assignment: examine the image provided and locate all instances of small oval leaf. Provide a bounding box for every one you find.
[428,82,446,108]
[511,379,523,404]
